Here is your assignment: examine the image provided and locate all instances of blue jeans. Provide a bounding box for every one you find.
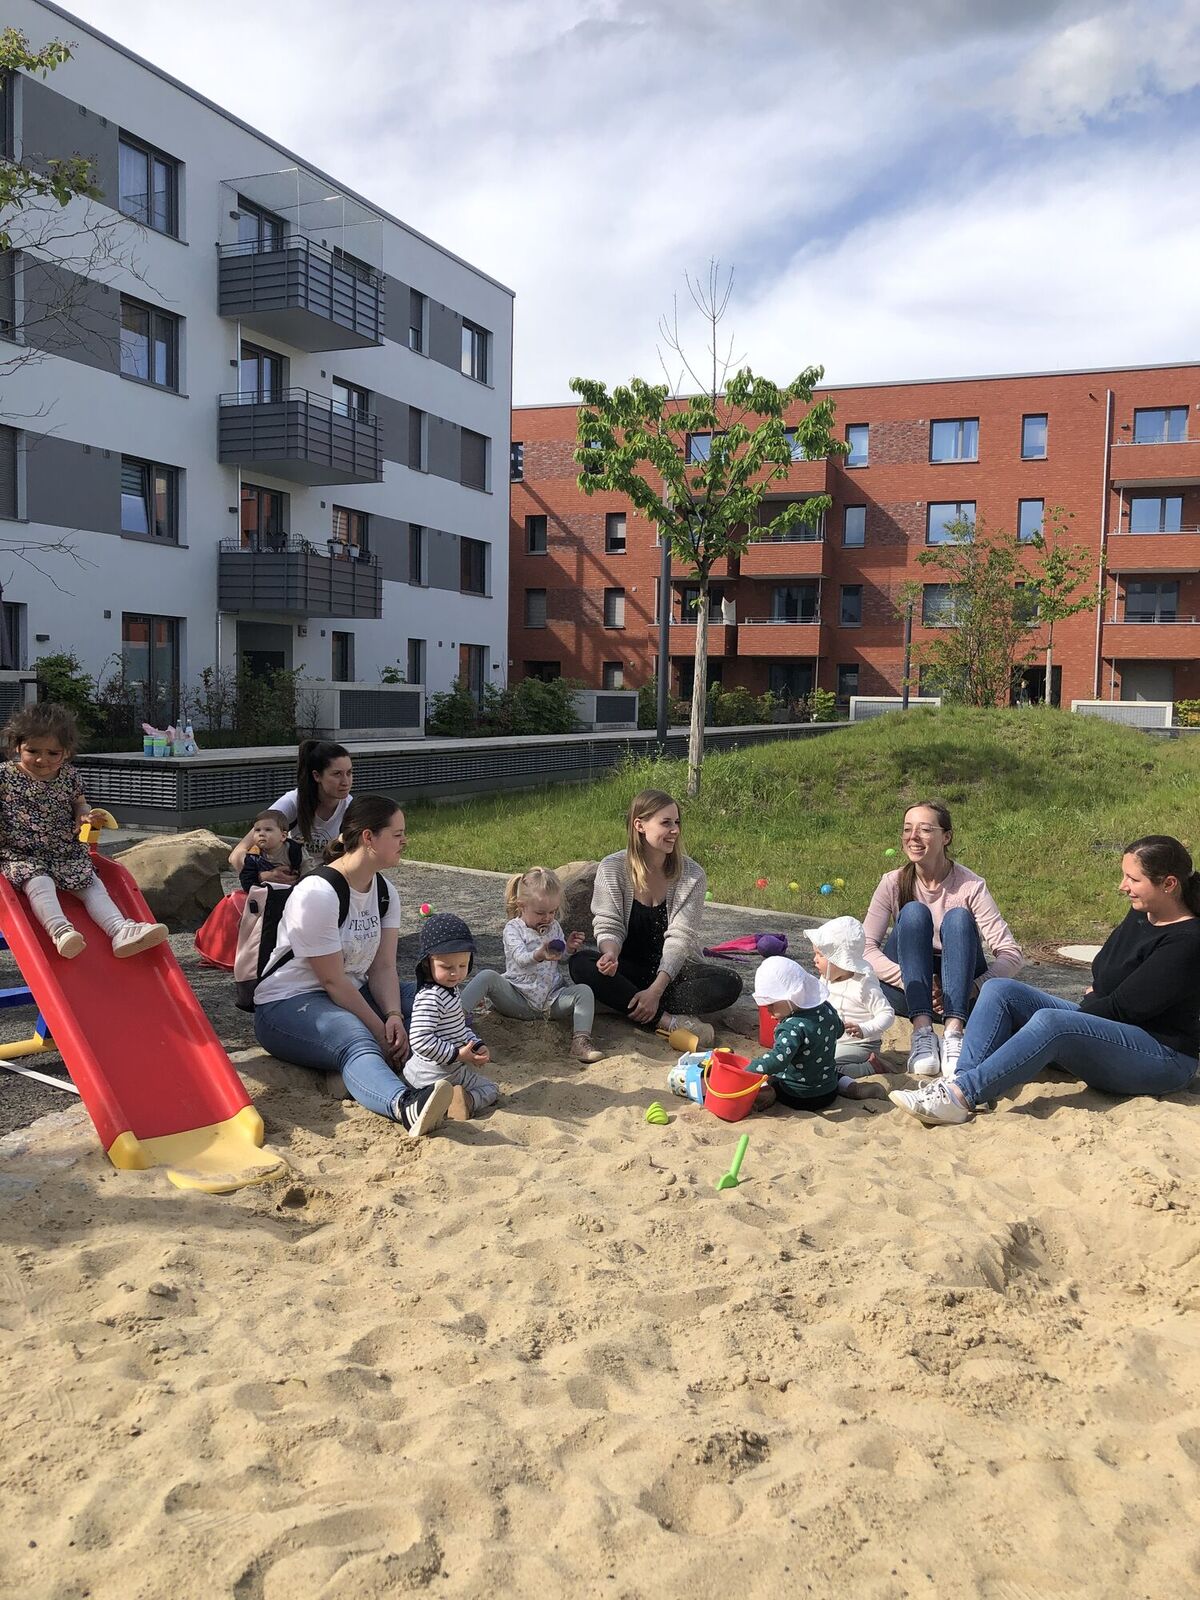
[881,902,987,1023]
[955,978,1198,1108]
[254,980,417,1121]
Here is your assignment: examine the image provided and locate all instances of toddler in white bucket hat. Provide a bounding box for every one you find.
[805,915,896,1079]
[747,956,844,1112]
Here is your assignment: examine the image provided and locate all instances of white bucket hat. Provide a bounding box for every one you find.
[753,955,823,1011]
[805,915,870,975]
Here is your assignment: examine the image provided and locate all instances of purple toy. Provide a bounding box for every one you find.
[546,938,567,954]
[755,933,788,957]
[703,933,789,961]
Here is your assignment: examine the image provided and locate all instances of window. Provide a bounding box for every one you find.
[239,341,283,403]
[604,587,626,628]
[118,135,179,236]
[459,643,488,704]
[409,524,425,585]
[461,321,489,383]
[784,429,819,462]
[927,500,975,544]
[409,289,425,352]
[525,661,560,682]
[679,586,725,622]
[0,70,12,162]
[332,505,368,554]
[122,613,180,725]
[930,418,979,462]
[0,600,25,669]
[408,408,425,470]
[526,514,547,554]
[406,638,425,685]
[235,196,284,251]
[0,246,15,338]
[1125,580,1178,622]
[845,424,869,467]
[332,379,370,420]
[120,457,177,542]
[1015,581,1041,621]
[510,441,524,482]
[686,433,711,463]
[1022,413,1047,459]
[921,584,962,626]
[768,662,814,700]
[120,297,178,390]
[839,584,863,626]
[837,664,859,700]
[1133,407,1188,444]
[460,537,487,595]
[331,631,354,681]
[461,428,487,491]
[772,583,819,622]
[240,482,286,550]
[1128,494,1184,534]
[602,662,624,690]
[605,512,627,554]
[1017,499,1044,543]
[524,588,547,627]
[843,505,866,546]
[0,424,18,521]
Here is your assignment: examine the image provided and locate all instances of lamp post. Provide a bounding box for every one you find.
[656,530,671,745]
[901,599,914,710]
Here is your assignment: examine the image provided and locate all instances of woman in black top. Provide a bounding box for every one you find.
[890,835,1200,1125]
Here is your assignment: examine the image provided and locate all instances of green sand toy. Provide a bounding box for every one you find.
[645,1101,669,1125]
[715,1133,749,1191]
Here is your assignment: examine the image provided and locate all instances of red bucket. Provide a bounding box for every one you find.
[703,1049,766,1123]
[758,1004,776,1047]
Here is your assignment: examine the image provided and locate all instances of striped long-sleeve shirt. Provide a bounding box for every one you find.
[406,983,480,1074]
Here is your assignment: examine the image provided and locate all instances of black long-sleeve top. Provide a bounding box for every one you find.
[1080,908,1200,1055]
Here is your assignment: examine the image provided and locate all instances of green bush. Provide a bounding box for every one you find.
[34,651,96,734]
[1175,698,1200,727]
[426,679,480,737]
[807,687,838,722]
[710,684,763,726]
[427,675,583,738]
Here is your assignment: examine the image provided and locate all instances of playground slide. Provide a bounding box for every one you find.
[0,851,286,1193]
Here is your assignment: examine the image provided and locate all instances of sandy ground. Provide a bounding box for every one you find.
[1,865,1198,1598]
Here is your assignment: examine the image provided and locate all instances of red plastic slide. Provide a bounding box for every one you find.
[0,851,285,1191]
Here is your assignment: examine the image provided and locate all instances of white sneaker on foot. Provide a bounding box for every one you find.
[941,1031,964,1077]
[889,1080,972,1125]
[907,1026,941,1078]
[668,1014,714,1048]
[53,926,86,959]
[396,1080,452,1138]
[111,920,169,959]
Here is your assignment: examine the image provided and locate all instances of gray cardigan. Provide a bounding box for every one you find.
[590,850,707,978]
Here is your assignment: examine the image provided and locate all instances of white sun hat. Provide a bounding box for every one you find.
[752,955,823,1011]
[805,915,871,975]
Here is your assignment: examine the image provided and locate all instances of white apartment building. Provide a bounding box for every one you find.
[0,0,513,727]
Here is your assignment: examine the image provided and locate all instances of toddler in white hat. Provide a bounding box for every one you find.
[806,915,895,1078]
[748,955,846,1111]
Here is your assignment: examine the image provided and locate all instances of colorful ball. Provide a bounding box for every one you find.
[833,877,846,889]
[419,903,433,917]
[884,848,897,859]
[820,883,834,895]
[788,880,799,891]
[705,890,713,901]
[755,877,768,890]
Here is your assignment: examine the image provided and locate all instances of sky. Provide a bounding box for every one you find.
[64,0,1200,403]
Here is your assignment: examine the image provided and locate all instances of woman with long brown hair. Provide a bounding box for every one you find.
[568,788,742,1045]
[862,799,1022,1079]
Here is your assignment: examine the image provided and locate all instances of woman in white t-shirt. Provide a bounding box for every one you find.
[253,794,452,1138]
[229,740,353,876]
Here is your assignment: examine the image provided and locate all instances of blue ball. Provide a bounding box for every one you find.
[820,883,834,895]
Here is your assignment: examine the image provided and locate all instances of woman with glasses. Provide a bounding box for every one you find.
[862,799,1022,1079]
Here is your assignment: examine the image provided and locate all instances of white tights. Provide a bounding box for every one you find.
[24,873,127,939]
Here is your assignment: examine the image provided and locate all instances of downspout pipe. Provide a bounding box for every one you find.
[1093,388,1114,699]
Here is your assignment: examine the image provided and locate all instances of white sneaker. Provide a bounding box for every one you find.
[889,1080,972,1125]
[111,920,169,959]
[907,1026,941,1078]
[941,1031,964,1078]
[53,926,86,960]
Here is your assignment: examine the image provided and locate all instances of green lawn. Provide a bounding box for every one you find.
[402,708,1200,948]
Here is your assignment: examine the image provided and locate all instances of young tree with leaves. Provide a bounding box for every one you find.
[570,268,844,796]
[1026,505,1097,704]
[916,518,1037,707]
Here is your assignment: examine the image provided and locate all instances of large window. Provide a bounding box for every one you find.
[0,425,18,521]
[118,135,179,236]
[120,457,177,542]
[768,662,814,699]
[240,482,286,550]
[122,613,180,725]
[1125,580,1178,622]
[837,664,860,700]
[605,512,627,554]
[461,321,489,382]
[839,584,862,625]
[525,660,561,682]
[524,588,547,627]
[239,341,283,403]
[331,631,353,681]
[1133,407,1188,444]
[1021,413,1047,459]
[930,417,979,462]
[679,586,725,622]
[1017,498,1044,542]
[332,378,370,420]
[604,587,626,628]
[686,433,711,463]
[406,638,425,684]
[843,505,866,546]
[845,424,869,467]
[460,537,487,595]
[235,196,284,251]
[602,662,625,690]
[1,600,25,669]
[1128,494,1183,533]
[771,583,819,621]
[526,514,548,554]
[332,505,368,554]
[461,428,487,491]
[927,500,975,544]
[510,441,524,482]
[120,297,178,390]
[921,584,963,626]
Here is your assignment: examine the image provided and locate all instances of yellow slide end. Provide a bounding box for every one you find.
[107,1106,289,1193]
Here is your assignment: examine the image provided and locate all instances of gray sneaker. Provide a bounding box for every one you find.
[907,1026,941,1078]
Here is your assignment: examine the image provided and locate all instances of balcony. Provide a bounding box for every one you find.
[218,238,384,350]
[739,529,830,578]
[1102,617,1200,660]
[748,454,835,496]
[218,389,383,485]
[737,618,828,658]
[669,621,735,658]
[218,539,383,619]
[1106,530,1200,573]
[1110,439,1200,487]
[669,550,733,579]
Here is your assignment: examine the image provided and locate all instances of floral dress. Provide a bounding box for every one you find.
[0,761,93,892]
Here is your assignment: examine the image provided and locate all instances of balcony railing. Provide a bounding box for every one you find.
[1108,613,1200,624]
[218,537,383,619]
[740,614,822,627]
[218,236,384,349]
[218,388,383,485]
[1110,437,1200,487]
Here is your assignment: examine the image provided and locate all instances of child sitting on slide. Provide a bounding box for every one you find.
[806,915,896,1076]
[459,866,602,1063]
[0,703,167,959]
[750,955,885,1109]
[404,913,499,1121]
[238,809,303,891]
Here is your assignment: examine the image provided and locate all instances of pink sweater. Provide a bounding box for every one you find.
[862,863,1023,990]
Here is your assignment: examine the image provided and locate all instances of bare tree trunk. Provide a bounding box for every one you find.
[1045,628,1054,705]
[687,577,709,798]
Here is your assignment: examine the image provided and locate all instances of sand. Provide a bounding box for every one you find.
[3,990,1200,1600]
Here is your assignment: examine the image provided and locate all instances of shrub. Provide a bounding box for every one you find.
[807,687,838,723]
[709,684,762,726]
[1175,698,1200,728]
[34,651,96,733]
[426,679,480,737]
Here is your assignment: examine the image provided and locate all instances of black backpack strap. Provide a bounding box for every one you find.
[376,875,390,919]
[312,865,353,925]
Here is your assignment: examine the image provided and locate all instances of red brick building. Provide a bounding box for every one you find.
[509,363,1200,710]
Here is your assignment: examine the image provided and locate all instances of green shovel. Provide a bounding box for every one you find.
[715,1132,749,1191]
